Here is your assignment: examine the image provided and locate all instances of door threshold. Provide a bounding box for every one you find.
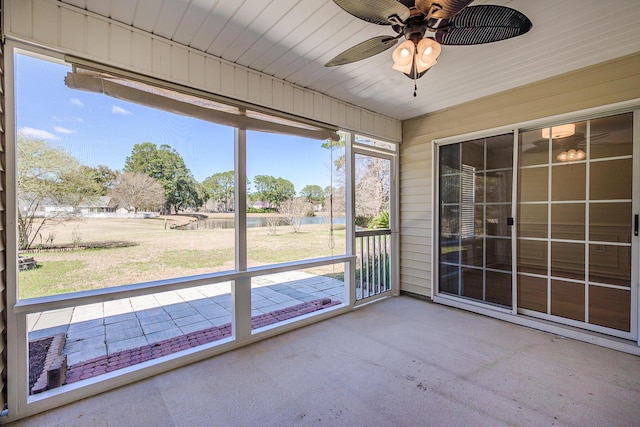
[433,295,640,356]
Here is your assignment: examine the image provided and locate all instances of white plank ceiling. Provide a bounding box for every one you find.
[59,0,640,121]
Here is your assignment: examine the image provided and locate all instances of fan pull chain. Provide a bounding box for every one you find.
[413,49,418,97]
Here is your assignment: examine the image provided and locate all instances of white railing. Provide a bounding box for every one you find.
[355,229,391,301]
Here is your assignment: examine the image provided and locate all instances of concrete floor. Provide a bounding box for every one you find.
[8,296,640,426]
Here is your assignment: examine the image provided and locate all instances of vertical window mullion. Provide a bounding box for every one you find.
[233,128,251,341]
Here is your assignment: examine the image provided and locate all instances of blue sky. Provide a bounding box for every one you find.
[15,53,336,193]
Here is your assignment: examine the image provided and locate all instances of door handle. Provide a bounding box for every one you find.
[635,214,638,237]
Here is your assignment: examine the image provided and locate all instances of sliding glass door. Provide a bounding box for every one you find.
[438,133,514,308]
[437,110,637,339]
[517,112,636,338]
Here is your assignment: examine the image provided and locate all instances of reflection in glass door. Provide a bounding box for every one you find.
[438,134,514,308]
[517,112,635,337]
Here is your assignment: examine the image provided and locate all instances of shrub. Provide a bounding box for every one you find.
[368,210,389,229]
[355,215,372,228]
[246,207,276,213]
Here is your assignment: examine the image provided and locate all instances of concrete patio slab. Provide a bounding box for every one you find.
[105,325,143,342]
[107,336,148,354]
[65,324,105,341]
[172,313,207,327]
[145,327,184,343]
[66,344,107,366]
[163,304,198,317]
[178,320,214,335]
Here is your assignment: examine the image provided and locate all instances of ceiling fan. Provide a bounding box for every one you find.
[325,0,532,95]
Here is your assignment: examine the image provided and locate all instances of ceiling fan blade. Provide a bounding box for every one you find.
[415,0,475,20]
[435,5,532,45]
[325,36,398,67]
[332,0,410,25]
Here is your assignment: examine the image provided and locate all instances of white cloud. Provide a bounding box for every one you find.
[111,105,132,115]
[54,126,76,134]
[70,97,85,108]
[18,127,60,140]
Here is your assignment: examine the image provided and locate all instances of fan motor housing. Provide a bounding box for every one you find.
[394,15,428,43]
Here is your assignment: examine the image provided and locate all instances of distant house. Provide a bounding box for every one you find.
[18,194,158,219]
[17,194,71,218]
[252,201,269,209]
[79,196,116,216]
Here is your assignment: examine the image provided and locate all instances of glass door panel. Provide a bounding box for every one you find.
[517,112,635,336]
[589,203,632,243]
[551,203,585,240]
[590,113,633,159]
[437,134,514,308]
[588,286,631,330]
[551,279,585,322]
[519,166,548,202]
[589,244,631,286]
[590,159,632,200]
[517,204,547,238]
[551,163,586,201]
[517,275,547,313]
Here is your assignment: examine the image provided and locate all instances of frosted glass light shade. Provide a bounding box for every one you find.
[392,40,414,74]
[415,38,441,72]
[542,124,576,139]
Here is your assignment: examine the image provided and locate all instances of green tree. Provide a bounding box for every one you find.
[322,132,346,171]
[322,133,347,216]
[80,164,119,196]
[300,184,325,205]
[202,170,234,212]
[17,136,100,249]
[251,175,295,208]
[124,142,201,213]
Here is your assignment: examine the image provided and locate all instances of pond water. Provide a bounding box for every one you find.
[177,216,346,230]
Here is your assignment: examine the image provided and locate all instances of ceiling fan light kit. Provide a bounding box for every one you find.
[392,38,441,76]
[556,148,586,162]
[326,0,532,96]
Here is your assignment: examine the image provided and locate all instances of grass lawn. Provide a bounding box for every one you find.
[18,215,347,299]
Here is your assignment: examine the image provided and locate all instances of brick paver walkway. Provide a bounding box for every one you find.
[27,271,345,391]
[63,298,340,385]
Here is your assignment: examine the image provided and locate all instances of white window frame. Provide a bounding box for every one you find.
[4,41,364,422]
